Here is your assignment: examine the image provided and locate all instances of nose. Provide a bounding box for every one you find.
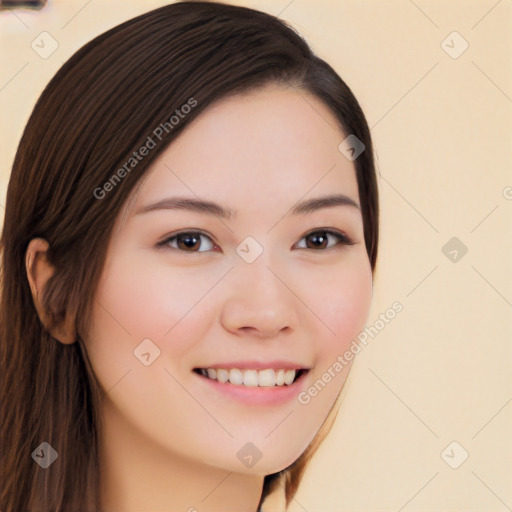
[220,255,299,339]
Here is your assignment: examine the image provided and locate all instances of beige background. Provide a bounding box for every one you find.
[1,1,511,510]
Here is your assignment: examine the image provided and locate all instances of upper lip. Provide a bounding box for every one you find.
[194,360,310,370]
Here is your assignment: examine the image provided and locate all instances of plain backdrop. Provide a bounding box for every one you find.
[1,1,511,511]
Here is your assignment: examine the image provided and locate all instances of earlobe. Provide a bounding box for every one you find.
[25,238,76,344]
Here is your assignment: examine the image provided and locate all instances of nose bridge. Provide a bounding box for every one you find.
[220,245,299,336]
[240,250,281,298]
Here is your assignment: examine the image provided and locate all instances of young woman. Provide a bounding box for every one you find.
[0,2,379,510]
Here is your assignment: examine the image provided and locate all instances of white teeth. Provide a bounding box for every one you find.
[198,367,300,387]
[228,368,243,385]
[284,369,295,385]
[258,369,276,387]
[216,369,229,383]
[242,369,259,387]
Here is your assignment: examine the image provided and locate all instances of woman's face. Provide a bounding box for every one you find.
[85,84,373,475]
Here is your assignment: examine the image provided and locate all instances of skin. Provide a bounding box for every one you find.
[26,84,373,512]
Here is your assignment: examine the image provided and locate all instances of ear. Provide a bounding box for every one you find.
[25,238,76,344]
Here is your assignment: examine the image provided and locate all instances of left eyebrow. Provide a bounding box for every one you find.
[291,194,360,214]
[134,193,360,219]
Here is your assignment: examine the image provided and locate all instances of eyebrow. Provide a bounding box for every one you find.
[135,193,360,219]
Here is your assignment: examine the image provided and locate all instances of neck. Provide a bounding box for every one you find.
[98,398,264,512]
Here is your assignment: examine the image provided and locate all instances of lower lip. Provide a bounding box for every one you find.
[195,371,309,406]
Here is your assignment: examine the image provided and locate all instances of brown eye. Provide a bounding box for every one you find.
[295,229,354,251]
[159,232,216,252]
[305,231,329,249]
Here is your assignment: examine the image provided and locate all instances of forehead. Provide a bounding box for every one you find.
[125,85,359,222]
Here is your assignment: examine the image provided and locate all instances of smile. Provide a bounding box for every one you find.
[193,368,308,387]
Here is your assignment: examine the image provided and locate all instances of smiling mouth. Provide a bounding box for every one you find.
[193,367,308,387]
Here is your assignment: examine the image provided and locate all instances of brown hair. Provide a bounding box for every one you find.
[0,1,379,510]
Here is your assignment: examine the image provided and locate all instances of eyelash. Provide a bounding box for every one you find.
[156,228,355,253]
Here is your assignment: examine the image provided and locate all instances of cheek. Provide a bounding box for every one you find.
[312,253,373,357]
[90,253,221,347]
[84,252,229,388]
[95,262,187,338]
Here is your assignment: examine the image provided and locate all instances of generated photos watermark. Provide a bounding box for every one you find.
[93,97,197,200]
[297,301,403,405]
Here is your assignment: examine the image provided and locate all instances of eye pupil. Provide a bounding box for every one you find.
[307,232,328,249]
[177,233,200,251]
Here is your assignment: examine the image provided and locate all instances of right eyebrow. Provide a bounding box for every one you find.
[135,196,236,219]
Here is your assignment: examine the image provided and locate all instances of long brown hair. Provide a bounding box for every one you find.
[0,2,379,510]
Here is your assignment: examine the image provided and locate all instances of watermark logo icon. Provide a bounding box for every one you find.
[134,338,161,366]
[236,236,263,264]
[31,32,58,59]
[442,237,468,263]
[32,442,58,468]
[237,442,262,468]
[441,31,468,59]
[338,134,365,161]
[441,441,469,469]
